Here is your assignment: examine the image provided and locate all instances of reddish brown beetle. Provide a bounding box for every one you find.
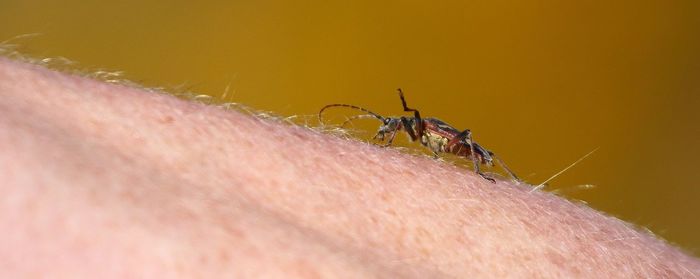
[319,89,520,183]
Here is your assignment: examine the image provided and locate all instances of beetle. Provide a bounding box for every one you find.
[319,89,520,183]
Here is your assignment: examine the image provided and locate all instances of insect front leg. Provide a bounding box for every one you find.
[381,129,399,147]
[398,89,424,138]
[447,129,496,183]
[373,118,402,147]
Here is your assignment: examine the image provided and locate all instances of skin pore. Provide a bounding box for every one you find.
[0,58,699,278]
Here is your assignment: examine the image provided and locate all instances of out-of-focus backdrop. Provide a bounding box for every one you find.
[2,1,698,253]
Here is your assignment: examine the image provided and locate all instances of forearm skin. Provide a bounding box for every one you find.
[0,58,698,278]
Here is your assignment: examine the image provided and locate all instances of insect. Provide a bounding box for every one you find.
[319,89,520,183]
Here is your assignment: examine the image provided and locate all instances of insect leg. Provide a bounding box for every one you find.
[489,152,521,182]
[398,89,423,137]
[400,116,418,141]
[381,129,399,147]
[448,129,496,183]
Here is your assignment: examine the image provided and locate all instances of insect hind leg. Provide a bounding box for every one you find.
[448,130,495,183]
[490,152,521,182]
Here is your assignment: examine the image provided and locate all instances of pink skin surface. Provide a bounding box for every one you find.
[0,58,698,278]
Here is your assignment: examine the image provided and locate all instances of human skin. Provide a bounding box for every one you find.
[0,58,698,278]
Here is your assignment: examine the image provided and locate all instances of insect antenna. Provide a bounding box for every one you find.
[339,114,382,128]
[319,104,385,125]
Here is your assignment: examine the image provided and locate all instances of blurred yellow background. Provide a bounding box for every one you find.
[2,1,698,253]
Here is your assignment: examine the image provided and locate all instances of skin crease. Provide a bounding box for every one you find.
[0,58,699,278]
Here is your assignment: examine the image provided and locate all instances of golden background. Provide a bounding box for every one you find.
[2,1,699,253]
